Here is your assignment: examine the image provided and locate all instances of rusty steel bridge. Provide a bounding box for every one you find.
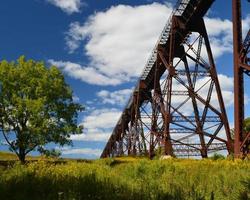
[101,0,250,158]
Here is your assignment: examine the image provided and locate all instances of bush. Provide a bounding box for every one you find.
[210,153,226,160]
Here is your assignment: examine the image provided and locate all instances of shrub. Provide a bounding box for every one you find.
[210,153,226,160]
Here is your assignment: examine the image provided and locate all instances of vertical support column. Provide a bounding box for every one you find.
[154,47,174,156]
[132,93,137,155]
[118,122,124,156]
[150,93,157,158]
[162,17,177,156]
[128,122,132,156]
[232,0,244,157]
[199,19,233,154]
[164,74,174,156]
[133,91,141,155]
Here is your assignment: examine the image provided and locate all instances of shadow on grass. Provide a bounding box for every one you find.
[239,179,250,200]
[0,172,186,200]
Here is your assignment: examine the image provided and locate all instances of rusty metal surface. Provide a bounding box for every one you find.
[233,0,250,157]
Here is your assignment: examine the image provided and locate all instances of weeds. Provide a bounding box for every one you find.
[0,158,249,200]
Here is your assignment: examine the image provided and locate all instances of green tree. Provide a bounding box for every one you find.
[0,56,83,163]
[231,117,250,139]
[243,117,250,133]
[210,153,225,160]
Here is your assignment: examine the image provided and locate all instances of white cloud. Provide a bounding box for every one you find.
[48,60,124,86]
[97,88,133,106]
[86,100,94,105]
[204,17,232,58]
[60,0,250,86]
[47,0,84,14]
[70,130,110,142]
[204,15,250,58]
[83,108,121,129]
[71,108,121,142]
[73,95,80,102]
[64,3,173,85]
[206,74,234,109]
[242,15,250,39]
[61,147,102,157]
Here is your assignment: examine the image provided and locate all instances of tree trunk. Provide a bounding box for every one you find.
[18,148,26,164]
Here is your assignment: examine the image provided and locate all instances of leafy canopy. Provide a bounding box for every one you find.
[231,117,250,140]
[0,56,83,162]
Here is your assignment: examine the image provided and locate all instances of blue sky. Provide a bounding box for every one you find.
[0,0,250,159]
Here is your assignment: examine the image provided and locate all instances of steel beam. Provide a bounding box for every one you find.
[232,0,250,157]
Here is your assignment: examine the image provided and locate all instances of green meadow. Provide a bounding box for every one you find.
[0,155,249,200]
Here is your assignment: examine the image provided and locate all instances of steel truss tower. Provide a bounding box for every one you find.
[233,0,250,157]
[101,0,233,158]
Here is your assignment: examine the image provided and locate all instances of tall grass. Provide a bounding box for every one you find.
[0,158,249,200]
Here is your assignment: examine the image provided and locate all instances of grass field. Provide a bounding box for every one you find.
[0,151,40,161]
[0,152,249,200]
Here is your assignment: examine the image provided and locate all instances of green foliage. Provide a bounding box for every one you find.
[243,117,250,132]
[39,148,61,158]
[0,159,249,200]
[210,153,226,160]
[0,56,83,163]
[230,117,250,139]
[154,146,163,159]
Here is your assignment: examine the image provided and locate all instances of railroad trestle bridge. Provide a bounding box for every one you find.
[101,0,250,158]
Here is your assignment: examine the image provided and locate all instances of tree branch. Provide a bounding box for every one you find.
[1,128,19,156]
[25,144,38,155]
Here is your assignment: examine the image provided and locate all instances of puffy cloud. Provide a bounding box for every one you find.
[96,88,133,106]
[64,3,173,85]
[71,108,121,142]
[62,3,250,86]
[83,108,121,129]
[204,15,250,57]
[48,60,124,85]
[204,17,232,57]
[242,15,250,38]
[46,0,84,14]
[70,129,110,142]
[61,147,102,157]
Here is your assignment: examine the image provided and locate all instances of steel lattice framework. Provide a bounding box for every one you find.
[101,0,235,158]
